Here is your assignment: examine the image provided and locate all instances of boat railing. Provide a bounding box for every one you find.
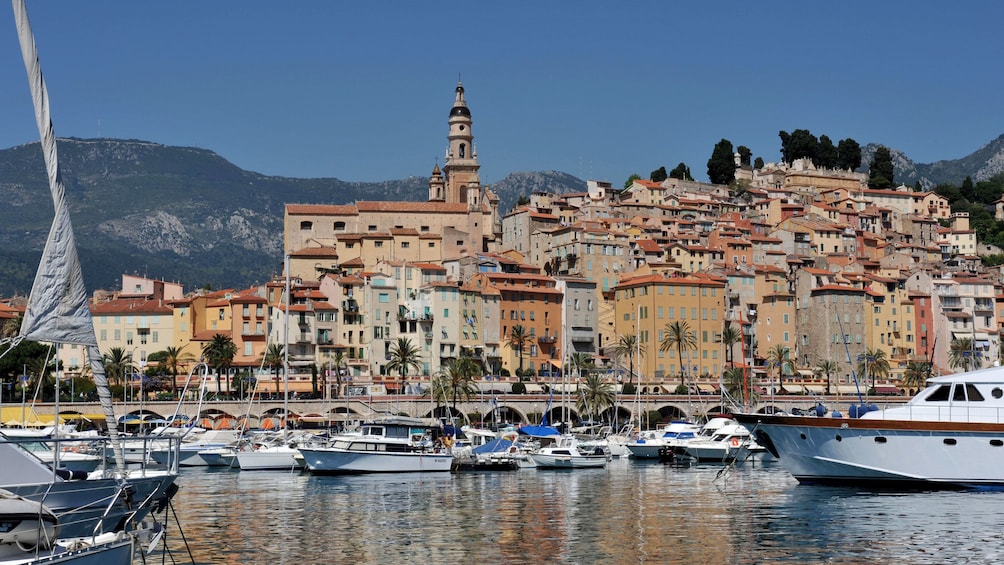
[855,403,1004,424]
[0,433,183,477]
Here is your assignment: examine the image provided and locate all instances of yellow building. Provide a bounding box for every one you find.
[612,273,726,385]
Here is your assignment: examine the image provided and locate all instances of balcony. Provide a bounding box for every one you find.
[424,332,433,340]
[538,335,557,344]
[342,299,359,313]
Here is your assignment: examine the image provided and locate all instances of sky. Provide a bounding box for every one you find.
[1,2,1003,187]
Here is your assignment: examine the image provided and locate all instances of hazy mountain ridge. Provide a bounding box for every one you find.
[0,135,998,296]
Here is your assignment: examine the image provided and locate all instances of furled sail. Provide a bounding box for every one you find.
[12,0,124,470]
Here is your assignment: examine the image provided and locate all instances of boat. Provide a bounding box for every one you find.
[624,421,700,459]
[734,369,1004,487]
[299,416,453,474]
[0,488,136,565]
[529,435,609,469]
[148,429,241,467]
[676,421,756,463]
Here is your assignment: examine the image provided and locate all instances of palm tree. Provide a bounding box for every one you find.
[202,333,237,394]
[576,373,615,424]
[815,359,839,394]
[765,344,793,391]
[723,366,753,405]
[386,337,423,394]
[903,360,933,391]
[102,347,133,387]
[659,321,696,388]
[328,350,348,399]
[433,355,479,413]
[507,324,530,376]
[162,345,196,397]
[568,352,594,381]
[720,323,742,368]
[612,333,646,386]
[263,343,285,395]
[855,348,890,392]
[949,338,981,372]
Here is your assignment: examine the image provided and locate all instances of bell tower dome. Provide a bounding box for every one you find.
[443,81,480,204]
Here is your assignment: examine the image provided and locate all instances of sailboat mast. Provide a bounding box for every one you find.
[283,254,290,440]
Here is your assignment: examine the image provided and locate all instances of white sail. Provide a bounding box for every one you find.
[12,0,124,470]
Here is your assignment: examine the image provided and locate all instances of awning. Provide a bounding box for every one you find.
[696,384,716,393]
[553,384,578,392]
[874,385,902,396]
[796,369,814,377]
[523,384,544,394]
[802,385,826,394]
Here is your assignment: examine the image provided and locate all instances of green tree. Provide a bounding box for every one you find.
[515,195,530,207]
[623,174,641,189]
[736,145,752,167]
[568,351,594,381]
[766,344,793,388]
[816,135,838,169]
[507,324,530,375]
[263,343,285,395]
[836,138,862,170]
[386,337,423,393]
[101,347,134,387]
[434,355,480,412]
[782,129,819,164]
[753,156,765,170]
[948,338,981,372]
[650,166,668,182]
[723,366,754,405]
[576,373,615,423]
[162,345,196,397]
[669,162,693,181]
[707,139,736,186]
[202,333,237,394]
[961,175,976,201]
[868,146,895,189]
[856,348,890,391]
[903,360,932,391]
[612,333,645,385]
[720,323,742,368]
[328,350,348,399]
[659,321,696,387]
[815,359,840,394]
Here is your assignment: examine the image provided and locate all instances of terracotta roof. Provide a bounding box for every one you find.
[90,298,173,315]
[287,204,358,215]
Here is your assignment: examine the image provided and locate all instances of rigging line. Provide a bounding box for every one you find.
[834,312,865,406]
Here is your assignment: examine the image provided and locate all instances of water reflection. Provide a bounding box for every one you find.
[168,460,1004,564]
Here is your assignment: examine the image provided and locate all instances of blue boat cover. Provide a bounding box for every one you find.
[519,424,560,437]
[471,438,515,454]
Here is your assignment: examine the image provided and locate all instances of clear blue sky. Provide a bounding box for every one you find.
[2,2,1003,186]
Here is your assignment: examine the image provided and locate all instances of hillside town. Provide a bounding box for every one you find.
[4,82,1002,400]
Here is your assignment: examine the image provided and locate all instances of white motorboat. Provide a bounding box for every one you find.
[299,416,453,474]
[148,429,242,467]
[235,431,312,471]
[735,368,1004,487]
[529,435,609,469]
[624,421,700,459]
[678,422,756,463]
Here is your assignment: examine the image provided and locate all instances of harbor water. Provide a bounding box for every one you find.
[167,459,1004,564]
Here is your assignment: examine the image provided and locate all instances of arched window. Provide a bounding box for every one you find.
[459,143,466,158]
[300,221,313,231]
[333,221,346,231]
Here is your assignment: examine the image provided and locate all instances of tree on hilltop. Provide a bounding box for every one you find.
[816,135,838,169]
[836,138,862,170]
[868,146,895,189]
[650,166,668,182]
[669,163,693,181]
[707,139,736,186]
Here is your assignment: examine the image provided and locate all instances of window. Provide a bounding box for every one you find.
[374,241,384,248]
[334,221,346,231]
[300,221,313,231]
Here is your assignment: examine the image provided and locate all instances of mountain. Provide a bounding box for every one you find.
[861,134,1004,189]
[0,138,583,296]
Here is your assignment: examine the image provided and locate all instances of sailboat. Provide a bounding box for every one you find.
[0,2,182,561]
[236,256,305,470]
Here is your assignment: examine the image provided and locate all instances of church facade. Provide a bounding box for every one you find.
[284,83,501,280]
